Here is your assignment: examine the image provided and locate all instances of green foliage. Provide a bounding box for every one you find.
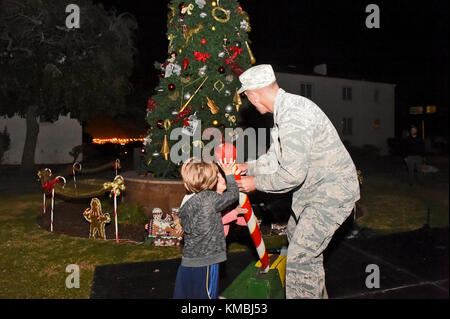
[0,0,137,121]
[145,0,254,177]
[0,126,11,163]
[102,200,147,226]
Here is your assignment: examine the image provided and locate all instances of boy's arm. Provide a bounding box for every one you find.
[213,175,239,212]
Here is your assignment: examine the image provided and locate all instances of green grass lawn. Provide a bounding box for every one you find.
[356,161,449,235]
[0,193,285,298]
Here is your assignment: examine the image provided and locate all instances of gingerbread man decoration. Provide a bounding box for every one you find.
[83,198,111,240]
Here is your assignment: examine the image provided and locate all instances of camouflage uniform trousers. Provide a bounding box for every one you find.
[285,204,353,299]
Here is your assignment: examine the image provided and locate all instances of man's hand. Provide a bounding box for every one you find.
[236,176,256,193]
[235,163,249,176]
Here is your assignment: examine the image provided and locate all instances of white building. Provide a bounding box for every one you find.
[275,72,396,154]
[0,114,82,164]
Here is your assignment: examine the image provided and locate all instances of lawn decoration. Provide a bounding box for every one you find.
[83,198,111,240]
[145,208,183,246]
[214,143,270,273]
[72,162,82,188]
[37,168,66,232]
[103,175,126,243]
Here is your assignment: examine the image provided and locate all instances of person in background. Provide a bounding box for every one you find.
[404,125,425,186]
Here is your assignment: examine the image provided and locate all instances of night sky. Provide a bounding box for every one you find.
[97,0,449,135]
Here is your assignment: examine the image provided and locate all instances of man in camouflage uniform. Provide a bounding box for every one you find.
[235,64,360,299]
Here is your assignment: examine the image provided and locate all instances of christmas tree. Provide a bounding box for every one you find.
[144,0,255,178]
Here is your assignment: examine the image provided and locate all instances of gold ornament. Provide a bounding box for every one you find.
[163,119,171,131]
[212,6,230,23]
[103,175,126,197]
[183,23,204,47]
[167,34,175,52]
[212,119,219,126]
[160,135,170,161]
[180,76,192,84]
[213,80,225,92]
[168,90,179,101]
[178,48,183,54]
[147,157,152,166]
[206,96,220,114]
[233,88,243,111]
[225,113,237,125]
[211,25,216,31]
[179,76,209,113]
[167,5,175,27]
[245,40,256,65]
[181,3,194,15]
[212,1,217,7]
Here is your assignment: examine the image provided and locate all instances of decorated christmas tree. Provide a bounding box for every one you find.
[144,0,255,178]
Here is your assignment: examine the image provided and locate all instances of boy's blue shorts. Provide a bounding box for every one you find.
[173,264,220,299]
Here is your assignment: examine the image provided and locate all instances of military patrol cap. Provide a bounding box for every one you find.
[238,64,276,94]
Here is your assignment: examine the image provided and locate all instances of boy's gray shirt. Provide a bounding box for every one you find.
[178,175,239,267]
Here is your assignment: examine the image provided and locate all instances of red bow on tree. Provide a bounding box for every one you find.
[194,51,211,62]
[229,46,243,60]
[147,98,157,111]
[42,177,62,194]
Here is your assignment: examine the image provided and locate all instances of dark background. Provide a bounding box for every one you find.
[96,0,449,139]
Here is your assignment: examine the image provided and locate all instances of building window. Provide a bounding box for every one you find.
[342,87,352,101]
[342,118,353,135]
[300,83,313,98]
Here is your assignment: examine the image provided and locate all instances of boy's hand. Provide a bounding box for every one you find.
[235,163,249,175]
[218,158,236,175]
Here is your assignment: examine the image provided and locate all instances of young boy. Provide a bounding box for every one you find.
[174,157,239,299]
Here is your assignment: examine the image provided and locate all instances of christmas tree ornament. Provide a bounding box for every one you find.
[147,98,157,112]
[234,41,242,48]
[171,109,179,116]
[168,83,176,91]
[168,90,179,101]
[83,198,111,240]
[206,96,220,114]
[218,66,225,74]
[225,74,234,83]
[212,119,219,126]
[194,51,211,62]
[200,38,207,44]
[224,89,231,96]
[211,25,216,31]
[152,151,160,157]
[163,119,172,130]
[167,5,175,27]
[212,6,230,23]
[182,58,189,70]
[237,5,251,32]
[179,76,208,113]
[225,113,237,125]
[225,104,233,113]
[218,51,225,58]
[164,63,181,78]
[147,157,152,166]
[224,58,244,77]
[233,88,243,111]
[183,23,204,46]
[167,34,175,52]
[200,12,207,18]
[160,135,170,160]
[183,92,191,100]
[195,0,206,9]
[157,120,164,129]
[178,48,183,54]
[245,40,256,64]
[213,80,225,92]
[160,71,165,78]
[181,113,200,136]
[181,3,194,15]
[211,1,217,7]
[198,65,207,76]
[229,45,243,60]
[180,76,192,84]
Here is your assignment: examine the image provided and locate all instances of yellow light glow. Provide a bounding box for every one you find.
[92,137,146,145]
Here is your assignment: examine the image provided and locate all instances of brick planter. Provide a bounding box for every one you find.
[122,171,187,217]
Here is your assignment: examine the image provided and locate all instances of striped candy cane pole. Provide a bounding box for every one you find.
[43,193,46,214]
[41,168,52,214]
[72,162,82,189]
[50,176,66,232]
[114,188,119,243]
[232,165,270,273]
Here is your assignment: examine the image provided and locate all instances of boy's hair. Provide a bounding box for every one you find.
[181,158,219,194]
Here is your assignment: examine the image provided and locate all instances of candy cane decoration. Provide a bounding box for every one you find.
[72,162,82,188]
[103,175,126,243]
[40,168,52,214]
[215,143,270,273]
[50,176,66,232]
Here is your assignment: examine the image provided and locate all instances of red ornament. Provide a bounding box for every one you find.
[218,66,225,74]
[147,98,157,111]
[200,38,207,44]
[214,143,237,163]
[168,83,176,91]
[183,58,189,70]
[224,58,244,77]
[160,71,165,78]
[157,120,164,129]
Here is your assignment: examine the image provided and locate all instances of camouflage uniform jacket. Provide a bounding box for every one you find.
[248,89,360,222]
